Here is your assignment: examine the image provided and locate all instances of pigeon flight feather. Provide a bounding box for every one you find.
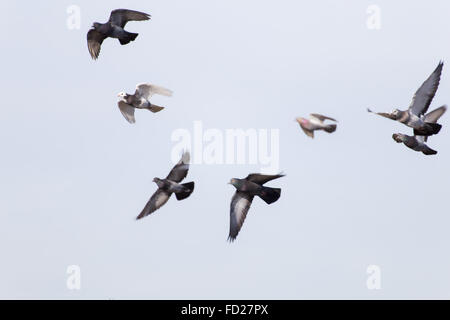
[117,83,172,124]
[296,113,337,138]
[228,173,285,242]
[392,105,446,155]
[87,9,151,60]
[368,61,444,136]
[136,151,194,220]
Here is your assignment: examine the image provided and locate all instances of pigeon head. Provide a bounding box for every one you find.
[295,117,307,125]
[153,177,165,188]
[92,22,102,30]
[229,178,242,189]
[117,92,128,100]
[391,109,401,119]
[392,133,406,143]
[152,177,159,183]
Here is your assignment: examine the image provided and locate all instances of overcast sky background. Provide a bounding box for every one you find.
[1,0,450,299]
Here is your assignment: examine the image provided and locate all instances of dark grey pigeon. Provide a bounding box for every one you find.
[117,83,173,124]
[392,105,446,155]
[87,9,151,60]
[368,61,444,136]
[136,151,194,220]
[228,173,285,242]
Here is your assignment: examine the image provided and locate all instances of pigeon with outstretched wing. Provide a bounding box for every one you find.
[117,83,172,124]
[392,105,446,155]
[136,152,194,220]
[368,61,444,136]
[228,173,285,241]
[296,113,337,138]
[87,9,151,60]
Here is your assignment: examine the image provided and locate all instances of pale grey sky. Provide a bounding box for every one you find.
[1,0,450,299]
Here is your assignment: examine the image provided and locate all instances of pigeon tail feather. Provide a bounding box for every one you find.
[258,186,281,204]
[426,122,442,135]
[175,182,194,201]
[324,124,337,133]
[414,123,441,136]
[147,104,165,113]
[119,32,138,45]
[422,146,438,155]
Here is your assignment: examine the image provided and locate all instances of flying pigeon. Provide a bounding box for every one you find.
[368,61,444,136]
[295,114,337,138]
[87,9,151,60]
[228,173,285,242]
[392,105,447,155]
[136,151,194,220]
[117,83,172,124]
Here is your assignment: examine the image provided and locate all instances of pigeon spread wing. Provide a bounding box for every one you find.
[166,152,190,183]
[136,189,171,219]
[424,105,447,124]
[367,108,397,120]
[300,124,314,138]
[310,113,337,123]
[135,83,173,99]
[87,29,107,60]
[109,9,151,28]
[418,105,447,142]
[118,101,136,124]
[229,192,254,241]
[408,61,443,116]
[245,173,285,186]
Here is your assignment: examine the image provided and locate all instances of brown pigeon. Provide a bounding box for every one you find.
[296,114,337,138]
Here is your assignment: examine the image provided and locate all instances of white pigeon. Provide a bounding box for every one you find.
[117,83,173,124]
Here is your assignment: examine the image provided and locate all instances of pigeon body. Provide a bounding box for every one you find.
[392,134,437,155]
[87,9,151,60]
[392,105,446,155]
[296,113,337,138]
[228,173,284,242]
[368,61,444,136]
[117,83,172,124]
[136,152,194,220]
